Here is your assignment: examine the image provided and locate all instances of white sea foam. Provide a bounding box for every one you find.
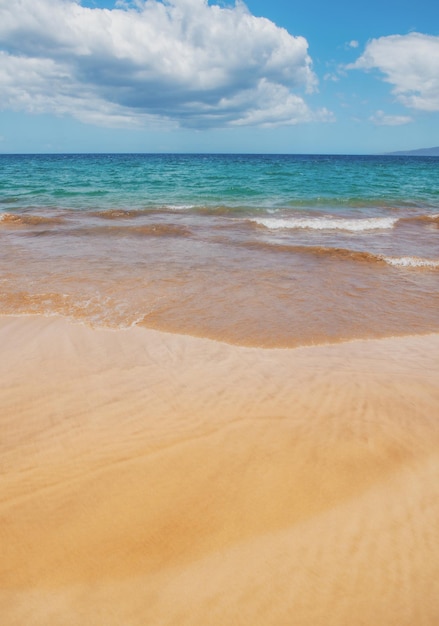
[166,204,196,211]
[383,256,439,269]
[251,216,398,232]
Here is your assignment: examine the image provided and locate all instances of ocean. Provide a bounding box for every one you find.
[0,153,438,347]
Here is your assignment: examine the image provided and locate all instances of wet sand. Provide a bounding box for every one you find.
[1,315,439,625]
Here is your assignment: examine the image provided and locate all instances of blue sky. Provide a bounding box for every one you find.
[0,0,438,153]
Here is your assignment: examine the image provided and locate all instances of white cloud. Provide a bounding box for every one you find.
[349,33,439,112]
[0,0,326,129]
[369,110,412,126]
[323,72,339,82]
[347,40,359,49]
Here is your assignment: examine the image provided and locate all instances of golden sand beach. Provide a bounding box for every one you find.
[1,315,439,625]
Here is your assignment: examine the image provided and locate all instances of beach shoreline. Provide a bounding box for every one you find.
[1,314,439,625]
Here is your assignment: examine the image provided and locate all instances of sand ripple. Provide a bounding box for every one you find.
[0,317,438,625]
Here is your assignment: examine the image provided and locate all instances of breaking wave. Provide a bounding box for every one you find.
[241,241,439,269]
[249,216,398,232]
[383,256,439,269]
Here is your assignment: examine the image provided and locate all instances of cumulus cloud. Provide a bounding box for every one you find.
[0,0,327,128]
[349,33,439,112]
[369,110,412,126]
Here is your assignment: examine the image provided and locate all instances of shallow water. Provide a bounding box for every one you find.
[1,153,438,347]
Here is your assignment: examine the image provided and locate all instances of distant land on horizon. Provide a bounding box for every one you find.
[386,146,439,156]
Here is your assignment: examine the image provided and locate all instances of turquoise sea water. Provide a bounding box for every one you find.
[0,154,438,346]
[1,153,439,212]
